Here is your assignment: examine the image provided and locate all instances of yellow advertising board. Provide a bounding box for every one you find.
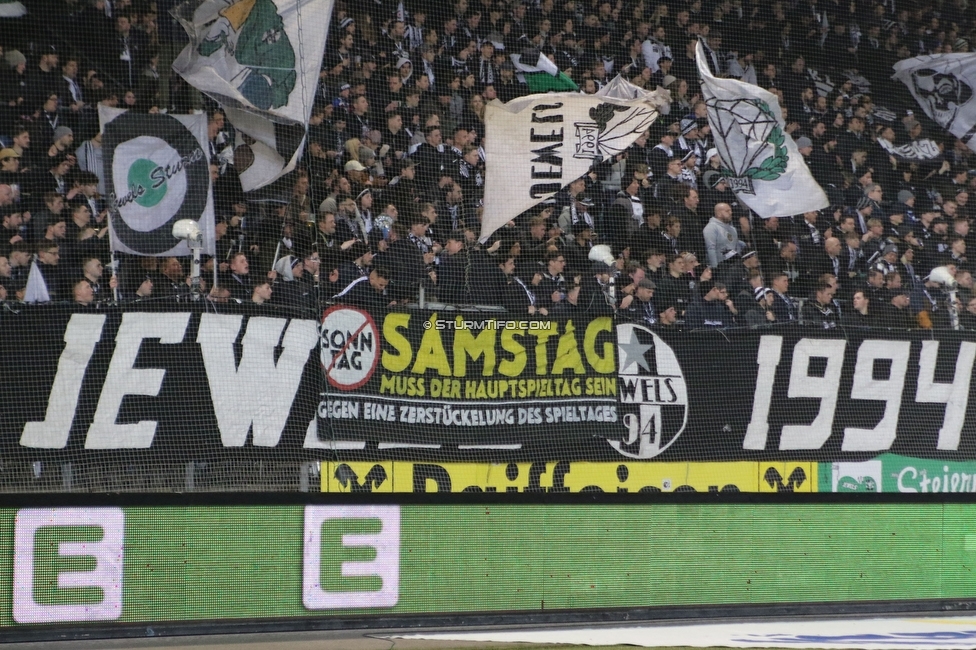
[322,461,818,494]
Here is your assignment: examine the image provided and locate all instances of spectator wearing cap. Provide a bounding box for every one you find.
[630,207,664,258]
[271,255,315,312]
[48,126,74,160]
[654,300,680,329]
[25,46,60,111]
[686,281,736,329]
[795,135,814,163]
[2,49,28,120]
[874,244,901,276]
[698,170,738,217]
[647,125,675,180]
[703,202,738,269]
[620,277,658,327]
[718,249,761,301]
[676,151,698,191]
[674,118,706,168]
[558,189,596,233]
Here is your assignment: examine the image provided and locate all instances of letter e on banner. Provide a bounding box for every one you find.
[13,508,125,623]
[320,307,380,390]
[303,506,400,609]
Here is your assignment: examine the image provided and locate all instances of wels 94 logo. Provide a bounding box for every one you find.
[611,324,688,459]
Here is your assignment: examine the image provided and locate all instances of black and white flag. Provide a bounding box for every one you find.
[893,54,976,153]
[877,137,943,163]
[100,106,216,257]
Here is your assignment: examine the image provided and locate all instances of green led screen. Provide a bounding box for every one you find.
[0,504,970,627]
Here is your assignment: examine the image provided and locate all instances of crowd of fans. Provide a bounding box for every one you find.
[1,0,976,330]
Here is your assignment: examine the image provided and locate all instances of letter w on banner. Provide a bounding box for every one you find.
[480,81,669,242]
[696,42,827,218]
[893,54,976,153]
[171,0,334,191]
[99,106,216,257]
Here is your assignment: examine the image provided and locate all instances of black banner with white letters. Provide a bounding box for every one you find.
[4,304,976,492]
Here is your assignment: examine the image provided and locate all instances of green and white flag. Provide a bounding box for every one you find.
[99,106,216,257]
[510,50,578,93]
[0,0,27,17]
[172,0,334,191]
[696,42,827,218]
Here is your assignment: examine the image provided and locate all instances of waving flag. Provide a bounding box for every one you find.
[893,53,976,153]
[172,0,333,190]
[696,42,827,218]
[481,85,669,242]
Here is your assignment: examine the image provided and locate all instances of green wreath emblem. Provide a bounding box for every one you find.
[719,100,789,182]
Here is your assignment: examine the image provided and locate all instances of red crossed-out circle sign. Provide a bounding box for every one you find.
[319,306,380,390]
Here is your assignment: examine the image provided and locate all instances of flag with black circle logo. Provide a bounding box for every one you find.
[100,106,216,257]
[893,54,976,153]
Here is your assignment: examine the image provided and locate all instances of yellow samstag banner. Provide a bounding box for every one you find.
[322,461,818,494]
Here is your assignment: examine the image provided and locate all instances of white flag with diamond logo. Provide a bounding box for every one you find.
[696,42,827,217]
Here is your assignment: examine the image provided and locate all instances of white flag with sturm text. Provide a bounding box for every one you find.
[481,86,669,242]
[893,53,976,153]
[172,0,333,191]
[99,106,216,257]
[696,42,828,218]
